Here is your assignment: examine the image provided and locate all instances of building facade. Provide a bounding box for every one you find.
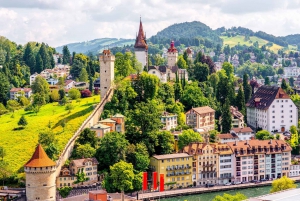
[24,144,56,201]
[185,106,215,131]
[69,158,99,184]
[99,50,115,98]
[284,66,300,78]
[289,164,300,177]
[161,112,178,131]
[150,153,193,189]
[167,41,178,67]
[10,88,32,100]
[246,86,298,132]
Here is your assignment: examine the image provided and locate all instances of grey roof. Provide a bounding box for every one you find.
[91,123,111,129]
[152,153,191,160]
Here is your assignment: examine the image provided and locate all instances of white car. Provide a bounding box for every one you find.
[224,183,232,186]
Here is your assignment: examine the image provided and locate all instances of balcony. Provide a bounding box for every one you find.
[236,162,241,166]
[271,159,276,163]
[236,173,241,177]
[254,166,258,169]
[236,168,241,171]
[236,157,241,162]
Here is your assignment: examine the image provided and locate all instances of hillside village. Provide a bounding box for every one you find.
[1,18,300,201]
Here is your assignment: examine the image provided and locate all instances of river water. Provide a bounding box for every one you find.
[162,183,299,201]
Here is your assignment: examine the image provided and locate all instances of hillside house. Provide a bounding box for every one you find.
[185,106,215,132]
[10,88,32,100]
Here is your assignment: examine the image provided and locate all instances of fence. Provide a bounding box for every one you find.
[55,88,114,176]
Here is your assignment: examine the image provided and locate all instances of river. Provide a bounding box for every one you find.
[162,183,299,201]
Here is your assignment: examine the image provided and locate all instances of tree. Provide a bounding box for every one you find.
[243,74,252,103]
[158,83,174,103]
[217,70,234,105]
[209,130,219,143]
[178,129,203,150]
[177,55,187,69]
[75,144,96,158]
[38,129,57,147]
[70,60,85,80]
[290,125,298,149]
[278,68,284,75]
[62,46,71,64]
[115,52,135,78]
[174,82,183,101]
[35,53,43,73]
[0,146,6,161]
[270,176,296,193]
[134,72,159,101]
[65,103,74,113]
[18,115,28,127]
[0,72,10,105]
[68,88,81,100]
[289,77,294,87]
[213,193,247,201]
[126,143,149,172]
[265,77,270,86]
[221,98,232,133]
[77,128,98,148]
[45,143,59,160]
[235,85,245,115]
[74,168,89,185]
[180,82,209,111]
[109,161,134,198]
[0,161,12,187]
[96,132,129,171]
[59,89,65,99]
[255,130,274,140]
[281,79,288,90]
[193,62,209,82]
[39,43,51,69]
[154,131,175,154]
[31,75,50,103]
[79,68,88,82]
[81,89,92,98]
[50,89,60,102]
[7,100,20,113]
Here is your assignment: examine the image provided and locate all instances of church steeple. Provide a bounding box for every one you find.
[134,17,148,49]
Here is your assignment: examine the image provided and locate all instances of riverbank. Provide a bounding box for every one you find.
[138,177,300,200]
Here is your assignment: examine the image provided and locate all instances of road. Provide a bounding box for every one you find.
[138,176,300,199]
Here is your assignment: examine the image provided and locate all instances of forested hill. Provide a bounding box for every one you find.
[280,34,300,46]
[149,21,223,47]
[55,38,135,54]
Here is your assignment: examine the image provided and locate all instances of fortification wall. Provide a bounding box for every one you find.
[55,88,114,177]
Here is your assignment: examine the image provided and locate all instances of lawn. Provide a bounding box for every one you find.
[0,96,100,173]
[221,35,285,53]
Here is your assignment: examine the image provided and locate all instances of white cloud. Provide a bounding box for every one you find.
[0,0,299,47]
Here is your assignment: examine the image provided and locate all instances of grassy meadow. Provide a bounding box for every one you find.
[0,96,100,173]
[220,35,285,53]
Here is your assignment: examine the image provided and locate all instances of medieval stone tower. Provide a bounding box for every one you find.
[167,41,178,67]
[99,49,115,99]
[24,144,56,201]
[134,17,148,68]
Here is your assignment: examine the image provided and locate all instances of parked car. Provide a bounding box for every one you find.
[206,183,214,188]
[241,181,249,184]
[224,183,231,186]
[232,181,241,185]
[260,179,267,182]
[250,180,258,183]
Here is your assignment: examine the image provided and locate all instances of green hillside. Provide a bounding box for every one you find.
[221,35,296,53]
[56,38,135,54]
[0,96,99,173]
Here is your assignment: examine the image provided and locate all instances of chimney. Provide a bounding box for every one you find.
[234,141,237,146]
[245,140,248,145]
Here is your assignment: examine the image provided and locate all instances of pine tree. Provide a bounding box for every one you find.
[235,85,246,115]
[62,46,71,64]
[265,77,270,86]
[289,77,294,87]
[23,43,33,65]
[79,68,88,82]
[243,74,252,103]
[281,79,288,90]
[221,98,232,133]
[28,53,36,74]
[39,43,50,69]
[35,53,43,74]
[18,115,28,127]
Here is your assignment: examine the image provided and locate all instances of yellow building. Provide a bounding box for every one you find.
[150,153,193,189]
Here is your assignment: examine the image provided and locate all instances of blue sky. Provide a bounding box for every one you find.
[0,0,300,47]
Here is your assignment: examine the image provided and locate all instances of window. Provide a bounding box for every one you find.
[272,111,275,113]
[272,121,275,123]
[290,110,293,113]
[290,105,293,107]
[291,120,293,123]
[182,177,185,180]
[281,116,284,118]
[162,160,164,163]
[272,116,275,118]
[281,120,284,123]
[272,105,275,108]
[281,105,283,108]
[281,110,284,113]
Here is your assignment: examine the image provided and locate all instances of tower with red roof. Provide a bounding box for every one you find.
[134,17,148,67]
[167,41,178,67]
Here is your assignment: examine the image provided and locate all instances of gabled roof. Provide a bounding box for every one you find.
[134,18,148,49]
[167,41,177,53]
[231,127,253,133]
[246,86,290,110]
[91,123,111,129]
[10,88,32,93]
[72,157,99,168]
[24,144,56,168]
[148,65,167,73]
[65,80,75,85]
[99,118,116,123]
[186,106,215,115]
[218,133,238,139]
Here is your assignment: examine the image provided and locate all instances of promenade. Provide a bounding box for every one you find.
[138,176,300,200]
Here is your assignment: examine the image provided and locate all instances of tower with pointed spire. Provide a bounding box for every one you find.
[167,41,178,67]
[24,144,57,201]
[134,17,148,68]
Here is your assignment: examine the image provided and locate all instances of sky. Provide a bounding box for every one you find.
[1,0,300,47]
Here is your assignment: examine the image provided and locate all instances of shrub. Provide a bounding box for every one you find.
[57,186,72,198]
[18,97,30,106]
[68,88,81,100]
[81,89,92,98]
[18,115,28,127]
[24,104,33,111]
[65,103,75,113]
[94,88,100,95]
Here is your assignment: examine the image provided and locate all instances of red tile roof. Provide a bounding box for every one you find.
[134,18,148,49]
[231,127,253,133]
[24,144,56,168]
[10,88,32,93]
[167,41,178,53]
[187,106,215,115]
[218,133,238,139]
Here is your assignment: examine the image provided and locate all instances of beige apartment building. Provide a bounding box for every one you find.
[185,106,215,132]
[150,153,193,189]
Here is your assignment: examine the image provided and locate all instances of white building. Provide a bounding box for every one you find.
[289,164,300,177]
[30,73,39,86]
[284,66,300,78]
[161,112,178,131]
[231,127,254,141]
[246,86,298,133]
[47,78,58,85]
[10,88,32,100]
[219,151,234,185]
[64,80,75,90]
